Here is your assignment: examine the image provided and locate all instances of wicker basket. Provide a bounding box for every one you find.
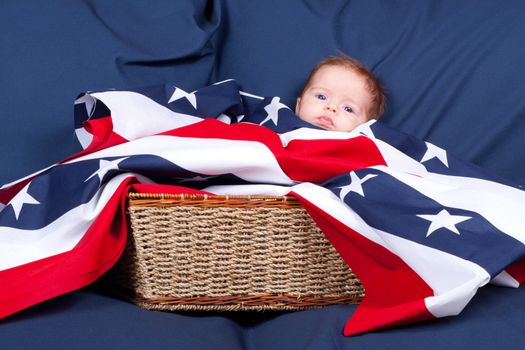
[107,193,364,311]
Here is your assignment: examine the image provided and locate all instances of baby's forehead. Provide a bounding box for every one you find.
[311,66,368,89]
[309,65,364,85]
[317,63,358,74]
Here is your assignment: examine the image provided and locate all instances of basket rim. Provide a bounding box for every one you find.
[127,192,303,208]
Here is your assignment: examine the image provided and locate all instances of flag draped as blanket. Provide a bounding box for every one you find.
[1,80,525,335]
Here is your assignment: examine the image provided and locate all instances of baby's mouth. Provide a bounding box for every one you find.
[316,116,334,129]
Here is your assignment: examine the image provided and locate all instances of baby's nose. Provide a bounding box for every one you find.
[324,104,337,114]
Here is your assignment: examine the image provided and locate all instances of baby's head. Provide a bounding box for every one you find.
[295,55,386,132]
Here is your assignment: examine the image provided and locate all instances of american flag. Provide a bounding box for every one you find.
[1,79,525,335]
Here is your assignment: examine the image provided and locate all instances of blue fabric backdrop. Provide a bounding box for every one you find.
[1,1,525,348]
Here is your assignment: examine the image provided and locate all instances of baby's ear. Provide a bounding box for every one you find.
[295,97,301,112]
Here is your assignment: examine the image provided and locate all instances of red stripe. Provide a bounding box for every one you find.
[0,177,135,319]
[293,192,435,335]
[162,119,386,182]
[63,117,128,162]
[505,256,525,284]
[277,138,386,182]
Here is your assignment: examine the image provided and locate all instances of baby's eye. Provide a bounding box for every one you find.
[315,94,327,101]
[343,106,353,113]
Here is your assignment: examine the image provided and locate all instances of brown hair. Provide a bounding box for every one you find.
[300,54,386,119]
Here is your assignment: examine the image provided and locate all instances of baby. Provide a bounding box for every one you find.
[295,55,386,132]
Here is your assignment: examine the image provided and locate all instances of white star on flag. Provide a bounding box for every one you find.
[74,93,96,118]
[168,87,197,109]
[421,142,449,167]
[338,172,378,199]
[417,209,471,237]
[85,158,128,183]
[9,184,40,220]
[260,97,289,126]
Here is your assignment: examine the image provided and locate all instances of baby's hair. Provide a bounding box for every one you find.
[301,54,386,119]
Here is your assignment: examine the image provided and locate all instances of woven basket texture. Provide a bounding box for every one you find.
[108,194,364,311]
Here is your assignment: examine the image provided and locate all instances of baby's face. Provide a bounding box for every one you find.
[295,65,372,132]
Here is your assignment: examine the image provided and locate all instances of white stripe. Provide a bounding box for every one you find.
[374,227,491,293]
[204,184,292,196]
[239,91,264,100]
[64,135,295,185]
[424,271,489,318]
[374,165,525,244]
[491,270,520,287]
[376,227,490,317]
[351,120,428,175]
[212,79,235,86]
[75,127,93,150]
[91,91,202,141]
[0,173,151,271]
[370,139,429,177]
